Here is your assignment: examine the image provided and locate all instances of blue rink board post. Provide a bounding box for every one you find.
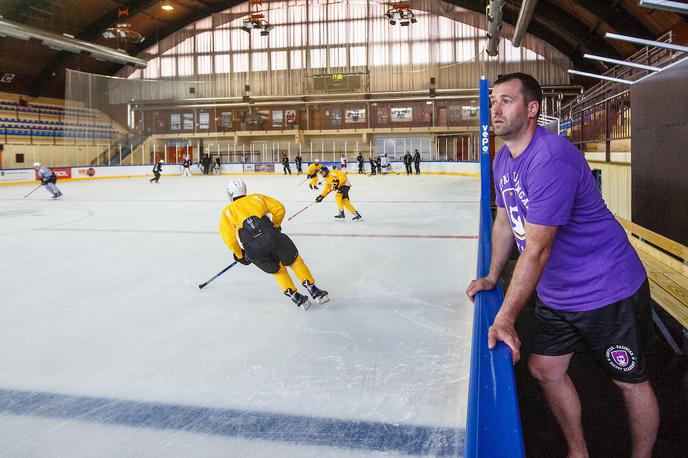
[464,77,525,458]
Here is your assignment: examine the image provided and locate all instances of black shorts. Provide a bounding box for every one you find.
[531,279,653,383]
[242,230,298,274]
[337,185,350,199]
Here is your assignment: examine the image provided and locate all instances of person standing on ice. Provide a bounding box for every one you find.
[33,162,62,199]
[315,166,362,221]
[181,156,192,177]
[219,180,329,310]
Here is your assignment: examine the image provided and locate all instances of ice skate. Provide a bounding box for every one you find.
[285,288,311,310]
[334,210,345,219]
[302,280,329,304]
[352,212,362,221]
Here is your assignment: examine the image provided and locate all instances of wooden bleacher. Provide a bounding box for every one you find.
[617,215,688,354]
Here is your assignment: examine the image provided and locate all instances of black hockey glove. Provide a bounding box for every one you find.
[315,195,324,203]
[233,251,251,266]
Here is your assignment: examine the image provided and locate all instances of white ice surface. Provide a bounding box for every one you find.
[0,172,479,457]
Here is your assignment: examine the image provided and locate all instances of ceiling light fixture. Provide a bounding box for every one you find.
[161,2,174,12]
[384,2,417,26]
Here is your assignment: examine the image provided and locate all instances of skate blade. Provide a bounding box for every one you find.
[316,295,329,304]
[299,300,312,311]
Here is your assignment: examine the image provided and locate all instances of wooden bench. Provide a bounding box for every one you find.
[616,215,688,354]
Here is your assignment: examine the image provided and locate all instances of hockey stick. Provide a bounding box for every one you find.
[197,261,238,289]
[24,184,42,198]
[288,201,316,221]
[296,177,308,187]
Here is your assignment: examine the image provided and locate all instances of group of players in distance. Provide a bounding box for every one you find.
[219,158,362,311]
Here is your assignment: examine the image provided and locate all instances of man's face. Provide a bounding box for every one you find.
[490,79,536,139]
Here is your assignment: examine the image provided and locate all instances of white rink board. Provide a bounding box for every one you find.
[0,172,479,457]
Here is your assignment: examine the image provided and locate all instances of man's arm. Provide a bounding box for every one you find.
[465,207,515,300]
[489,221,557,363]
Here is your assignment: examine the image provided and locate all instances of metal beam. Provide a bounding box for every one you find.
[639,0,688,15]
[567,69,635,85]
[512,0,539,47]
[583,53,662,72]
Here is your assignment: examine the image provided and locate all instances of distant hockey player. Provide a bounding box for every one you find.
[315,166,362,221]
[201,154,211,175]
[375,155,382,175]
[369,155,376,175]
[403,151,413,175]
[380,153,392,174]
[281,155,292,175]
[339,154,347,170]
[219,180,329,310]
[413,149,421,174]
[181,156,192,177]
[305,159,322,189]
[214,155,222,175]
[150,159,164,183]
[295,154,303,174]
[32,162,62,199]
[356,153,364,174]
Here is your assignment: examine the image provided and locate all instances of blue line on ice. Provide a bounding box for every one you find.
[0,388,464,456]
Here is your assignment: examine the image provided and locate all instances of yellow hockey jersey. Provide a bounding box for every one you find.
[305,163,322,177]
[219,193,285,258]
[320,169,350,197]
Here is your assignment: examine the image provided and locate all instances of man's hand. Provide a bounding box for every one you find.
[487,315,521,364]
[307,173,315,179]
[233,251,251,266]
[465,277,496,303]
[315,195,324,203]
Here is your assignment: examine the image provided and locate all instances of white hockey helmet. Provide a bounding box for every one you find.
[159,159,165,163]
[313,158,320,164]
[226,179,247,200]
[33,162,41,169]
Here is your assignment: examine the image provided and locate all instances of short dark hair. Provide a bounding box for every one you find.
[494,72,543,108]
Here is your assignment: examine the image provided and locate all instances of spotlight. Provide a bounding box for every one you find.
[161,2,174,11]
[384,3,417,27]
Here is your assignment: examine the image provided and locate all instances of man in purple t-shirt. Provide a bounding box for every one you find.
[466,73,658,458]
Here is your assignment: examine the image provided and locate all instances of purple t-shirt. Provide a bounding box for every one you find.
[493,126,646,312]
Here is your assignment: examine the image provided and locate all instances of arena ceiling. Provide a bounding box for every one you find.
[0,0,686,98]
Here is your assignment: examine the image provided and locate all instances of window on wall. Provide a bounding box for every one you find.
[197,55,212,74]
[310,48,327,68]
[252,52,268,72]
[215,54,230,74]
[124,0,552,83]
[233,53,249,73]
[161,57,176,77]
[271,51,288,70]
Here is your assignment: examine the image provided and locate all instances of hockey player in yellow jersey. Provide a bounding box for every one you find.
[315,166,363,221]
[219,180,329,309]
[305,159,322,190]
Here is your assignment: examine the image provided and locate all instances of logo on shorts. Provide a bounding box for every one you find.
[606,345,637,372]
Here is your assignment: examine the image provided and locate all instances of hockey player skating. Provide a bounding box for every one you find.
[375,155,382,175]
[181,156,192,176]
[295,154,303,174]
[219,180,329,310]
[150,159,164,183]
[339,154,347,170]
[281,155,292,175]
[315,166,362,221]
[32,162,62,199]
[305,159,322,189]
[369,155,376,175]
[356,154,364,174]
[413,149,421,174]
[213,155,222,175]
